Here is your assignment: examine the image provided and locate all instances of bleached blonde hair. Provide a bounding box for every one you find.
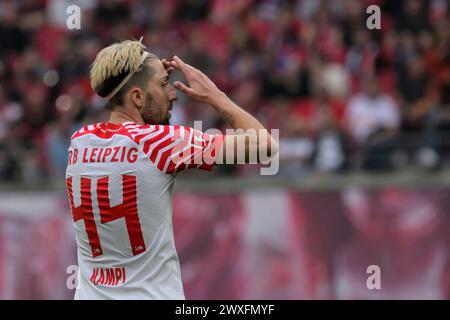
[90,39,157,100]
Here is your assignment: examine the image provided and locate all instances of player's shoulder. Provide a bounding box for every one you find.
[70,122,139,142]
[124,123,189,132]
[125,123,194,142]
[70,123,100,141]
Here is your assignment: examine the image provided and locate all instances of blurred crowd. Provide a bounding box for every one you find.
[0,0,449,184]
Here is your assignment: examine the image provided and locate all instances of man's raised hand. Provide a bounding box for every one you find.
[170,56,222,105]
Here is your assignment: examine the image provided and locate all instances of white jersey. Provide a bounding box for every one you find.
[65,121,224,300]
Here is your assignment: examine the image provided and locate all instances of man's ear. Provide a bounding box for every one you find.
[130,87,145,109]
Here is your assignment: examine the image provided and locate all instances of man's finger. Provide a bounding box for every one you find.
[170,59,183,71]
[171,59,192,77]
[174,56,197,73]
[173,55,184,65]
[161,59,172,69]
[173,56,190,71]
[174,81,194,95]
[177,57,197,72]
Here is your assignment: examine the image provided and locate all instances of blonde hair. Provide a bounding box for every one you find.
[90,39,157,99]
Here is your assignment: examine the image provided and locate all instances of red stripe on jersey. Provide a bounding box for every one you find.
[131,126,159,144]
[142,126,171,155]
[150,127,182,171]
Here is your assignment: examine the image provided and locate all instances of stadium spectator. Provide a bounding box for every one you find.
[346,75,400,170]
[0,0,448,182]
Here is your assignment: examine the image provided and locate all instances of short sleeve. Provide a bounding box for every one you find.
[144,125,224,174]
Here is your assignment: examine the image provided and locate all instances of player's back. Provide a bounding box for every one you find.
[65,122,186,299]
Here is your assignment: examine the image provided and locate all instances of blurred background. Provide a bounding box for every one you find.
[0,0,449,299]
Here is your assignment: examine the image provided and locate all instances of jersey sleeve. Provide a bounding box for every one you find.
[139,125,224,174]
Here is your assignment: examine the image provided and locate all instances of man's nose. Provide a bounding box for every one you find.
[168,84,178,101]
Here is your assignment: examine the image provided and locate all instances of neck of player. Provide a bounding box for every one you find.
[108,106,145,126]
